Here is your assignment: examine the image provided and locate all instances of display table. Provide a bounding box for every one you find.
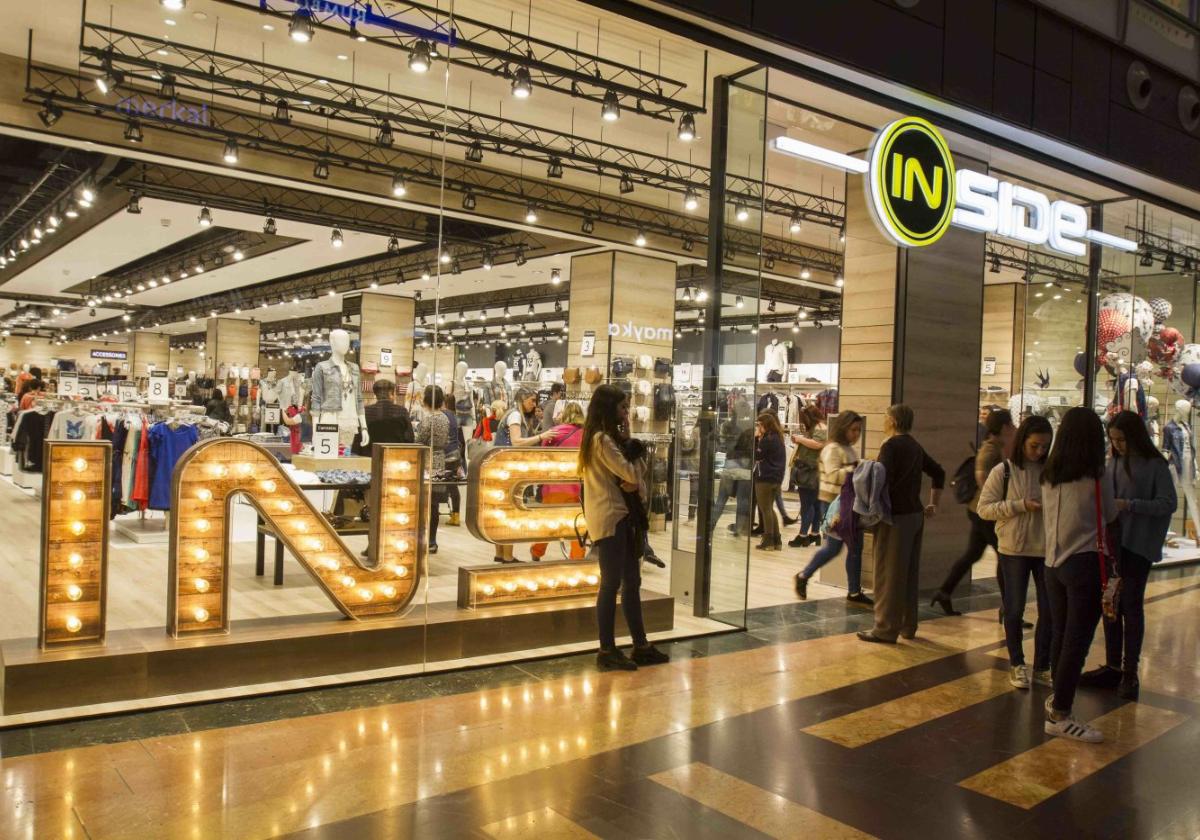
[290,454,372,472]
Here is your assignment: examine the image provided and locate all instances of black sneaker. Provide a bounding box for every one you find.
[794,574,809,600]
[596,649,638,671]
[846,592,874,607]
[1080,665,1123,689]
[1118,674,1140,701]
[631,645,669,665]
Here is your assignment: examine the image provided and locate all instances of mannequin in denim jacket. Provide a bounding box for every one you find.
[311,328,369,447]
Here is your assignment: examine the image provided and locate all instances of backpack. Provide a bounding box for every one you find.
[951,444,979,504]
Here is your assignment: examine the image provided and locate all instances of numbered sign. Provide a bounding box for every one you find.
[77,376,98,399]
[118,382,138,403]
[312,423,340,458]
[148,371,170,405]
[174,382,188,399]
[380,347,393,368]
[99,381,118,398]
[263,407,281,425]
[57,372,78,398]
[580,331,595,357]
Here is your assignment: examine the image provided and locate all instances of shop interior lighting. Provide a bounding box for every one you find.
[601,90,620,122]
[1139,251,1154,268]
[683,188,699,211]
[233,248,244,261]
[634,229,647,247]
[835,274,845,288]
[462,190,477,210]
[313,159,330,180]
[94,64,124,96]
[789,212,803,233]
[466,141,485,163]
[682,236,694,252]
[126,194,141,214]
[735,295,744,309]
[681,286,692,302]
[289,8,315,42]
[511,66,533,99]
[734,203,749,222]
[409,40,433,73]
[222,137,239,165]
[439,247,451,264]
[547,157,564,179]
[515,247,528,266]
[764,255,776,270]
[377,120,395,148]
[695,288,708,302]
[581,216,595,234]
[197,205,213,227]
[550,267,561,285]
[390,172,407,197]
[677,112,696,142]
[619,173,635,194]
[387,236,400,254]
[767,298,776,312]
[37,99,63,128]
[1164,253,1176,271]
[273,98,290,123]
[263,216,277,235]
[524,204,538,224]
[839,226,846,244]
[800,268,812,280]
[990,255,1001,273]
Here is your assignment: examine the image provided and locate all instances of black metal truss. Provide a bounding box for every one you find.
[984,238,1120,289]
[1126,227,1200,272]
[0,149,98,272]
[30,63,844,275]
[168,330,207,348]
[77,24,834,229]
[212,0,700,123]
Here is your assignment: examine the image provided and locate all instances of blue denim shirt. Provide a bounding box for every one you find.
[310,359,363,415]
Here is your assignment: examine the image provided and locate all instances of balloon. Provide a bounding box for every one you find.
[1169,343,1200,402]
[1073,352,1088,377]
[1098,293,1155,360]
[1183,364,1200,390]
[1149,297,1173,324]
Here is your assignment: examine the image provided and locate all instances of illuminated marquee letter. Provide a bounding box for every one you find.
[951,169,1000,234]
[40,442,112,648]
[1010,186,1051,247]
[466,447,584,544]
[169,440,427,636]
[1049,200,1088,257]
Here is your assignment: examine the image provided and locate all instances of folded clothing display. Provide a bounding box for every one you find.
[315,469,372,485]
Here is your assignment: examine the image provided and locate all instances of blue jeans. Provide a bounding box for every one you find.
[801,526,863,593]
[797,488,821,535]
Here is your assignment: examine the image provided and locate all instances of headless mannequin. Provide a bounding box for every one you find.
[453,360,474,435]
[316,329,369,447]
[409,362,430,418]
[763,339,786,382]
[490,361,510,405]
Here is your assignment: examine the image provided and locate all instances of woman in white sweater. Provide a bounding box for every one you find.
[977,415,1053,690]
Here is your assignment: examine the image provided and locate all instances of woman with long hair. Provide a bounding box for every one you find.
[493,388,562,563]
[1039,406,1117,743]
[977,415,1054,689]
[788,406,827,548]
[1080,410,1175,700]
[753,411,787,551]
[530,401,587,562]
[794,411,869,601]
[579,384,667,672]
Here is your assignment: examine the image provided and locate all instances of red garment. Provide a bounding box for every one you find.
[540,423,583,498]
[473,416,496,442]
[286,405,303,454]
[131,418,151,510]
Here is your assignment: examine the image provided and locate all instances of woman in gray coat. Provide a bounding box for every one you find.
[1081,411,1177,700]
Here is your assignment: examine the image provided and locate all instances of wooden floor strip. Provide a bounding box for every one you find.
[958,703,1186,809]
[802,667,1015,748]
[650,762,876,840]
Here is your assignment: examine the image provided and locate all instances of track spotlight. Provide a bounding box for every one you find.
[390,172,407,197]
[515,247,528,266]
[331,228,344,248]
[313,158,330,179]
[263,216,277,235]
[511,66,532,99]
[550,267,561,285]
[197,205,213,227]
[462,190,476,211]
[482,251,493,271]
[682,236,695,253]
[387,236,400,254]
[123,119,143,143]
[126,194,141,214]
[990,255,1001,273]
[735,295,744,309]
[800,268,812,280]
[288,8,314,42]
[465,141,484,163]
[377,120,394,147]
[683,188,699,211]
[273,98,290,123]
[634,229,647,247]
[677,112,696,142]
[409,40,432,73]
[159,73,176,99]
[524,203,538,224]
[789,212,802,233]
[601,89,620,122]
[161,0,186,10]
[581,215,595,235]
[94,66,124,96]
[222,137,239,164]
[619,173,635,194]
[734,203,749,222]
[37,99,62,128]
[547,157,564,179]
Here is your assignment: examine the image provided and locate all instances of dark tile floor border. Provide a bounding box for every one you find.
[2,566,1196,760]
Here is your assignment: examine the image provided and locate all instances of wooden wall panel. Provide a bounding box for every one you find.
[358,293,415,379]
[981,283,1019,407]
[130,332,170,379]
[206,318,260,377]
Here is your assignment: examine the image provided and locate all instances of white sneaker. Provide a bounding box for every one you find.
[1009,664,1031,689]
[1044,714,1104,743]
[1032,668,1053,688]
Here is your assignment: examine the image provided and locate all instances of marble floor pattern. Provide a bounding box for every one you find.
[1,567,1198,839]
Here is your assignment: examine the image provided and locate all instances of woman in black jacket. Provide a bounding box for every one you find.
[754,411,787,551]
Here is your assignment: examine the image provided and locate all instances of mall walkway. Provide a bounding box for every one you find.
[2,569,1199,839]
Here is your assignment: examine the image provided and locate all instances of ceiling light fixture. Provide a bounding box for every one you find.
[677,112,696,142]
[515,247,528,266]
[313,158,330,180]
[439,247,451,265]
[387,236,400,254]
[634,229,647,247]
[511,66,532,99]
[123,119,143,143]
[288,8,315,42]
[581,215,595,235]
[222,137,239,164]
[94,65,125,96]
[465,141,484,163]
[330,228,344,248]
[990,255,1001,273]
[682,236,695,253]
[126,194,141,214]
[683,188,699,211]
[390,172,407,197]
[800,268,812,280]
[197,205,213,227]
[835,274,845,287]
[734,203,749,222]
[481,251,493,271]
[462,190,476,211]
[263,216,277,235]
[37,99,62,128]
[547,157,564,179]
[524,203,538,224]
[619,173,635,194]
[377,120,395,147]
[409,40,433,73]
[601,90,620,122]
[789,212,802,233]
[550,267,561,285]
[735,295,744,309]
[232,249,244,261]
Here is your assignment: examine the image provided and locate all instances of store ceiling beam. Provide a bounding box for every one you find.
[211,0,700,122]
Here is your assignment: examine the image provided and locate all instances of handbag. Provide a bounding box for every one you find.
[1095,479,1121,622]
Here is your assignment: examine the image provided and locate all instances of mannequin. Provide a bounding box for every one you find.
[1164,399,1194,482]
[279,367,307,454]
[1147,395,1161,447]
[525,347,542,382]
[408,362,430,419]
[311,329,369,448]
[481,361,510,406]
[763,339,787,382]
[453,360,474,431]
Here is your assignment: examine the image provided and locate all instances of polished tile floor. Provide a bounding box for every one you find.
[2,568,1199,839]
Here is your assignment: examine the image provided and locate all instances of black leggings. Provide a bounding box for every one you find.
[938,511,1004,602]
[595,516,647,650]
[429,490,447,545]
[1103,548,1152,673]
[445,483,461,514]
[1045,552,1103,713]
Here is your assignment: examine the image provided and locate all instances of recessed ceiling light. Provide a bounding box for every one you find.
[156,49,170,56]
[336,54,348,60]
[262,23,274,31]
[163,18,177,26]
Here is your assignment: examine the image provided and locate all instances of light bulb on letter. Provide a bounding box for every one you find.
[489,489,505,501]
[237,462,254,476]
[67,552,83,568]
[503,581,517,593]
[393,513,409,525]
[211,464,229,478]
[194,519,210,532]
[391,564,408,578]
[395,460,411,472]
[71,457,88,473]
[525,581,538,592]
[194,578,209,593]
[357,588,373,601]
[192,547,209,561]
[69,488,85,503]
[322,558,340,571]
[260,479,277,493]
[65,615,82,633]
[481,584,496,596]
[392,486,410,498]
[380,585,397,598]
[340,575,356,588]
[194,607,209,622]
[69,521,85,536]
[278,500,293,513]
[66,584,83,601]
[393,539,409,552]
[585,574,599,585]
[294,520,308,533]
[306,538,322,551]
[567,576,580,587]
[196,488,213,502]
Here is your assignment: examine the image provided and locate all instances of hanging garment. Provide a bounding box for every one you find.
[763,341,788,377]
[110,421,128,517]
[131,418,152,510]
[148,422,200,510]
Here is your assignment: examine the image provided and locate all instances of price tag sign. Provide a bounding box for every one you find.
[174,382,188,399]
[580,330,595,357]
[313,423,340,458]
[263,407,281,425]
[118,382,138,403]
[982,356,996,375]
[77,376,98,400]
[99,381,118,398]
[148,371,170,405]
[380,347,393,368]
[57,372,78,398]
